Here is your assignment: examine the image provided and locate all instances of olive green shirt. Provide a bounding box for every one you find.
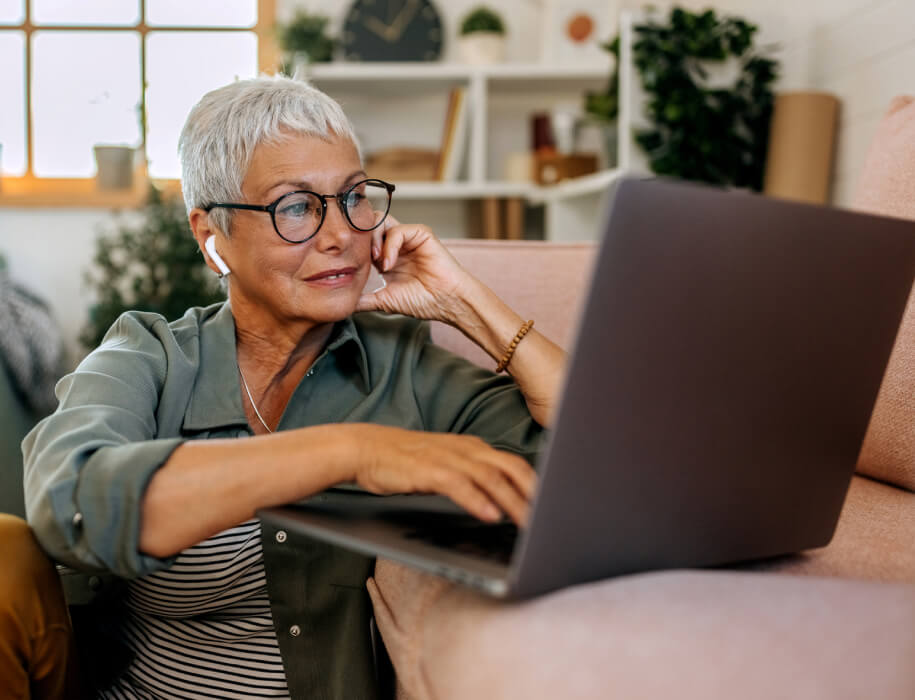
[23,301,543,699]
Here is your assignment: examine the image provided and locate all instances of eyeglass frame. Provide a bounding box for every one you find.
[203,178,396,244]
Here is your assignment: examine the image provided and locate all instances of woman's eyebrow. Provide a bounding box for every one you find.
[263,171,367,198]
[340,170,369,189]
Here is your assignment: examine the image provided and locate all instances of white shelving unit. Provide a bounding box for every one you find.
[303,12,646,241]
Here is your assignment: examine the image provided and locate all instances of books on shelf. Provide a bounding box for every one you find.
[436,86,469,181]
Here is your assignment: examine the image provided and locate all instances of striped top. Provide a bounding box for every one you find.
[99,519,291,699]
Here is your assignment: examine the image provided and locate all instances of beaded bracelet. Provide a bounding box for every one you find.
[495,320,535,373]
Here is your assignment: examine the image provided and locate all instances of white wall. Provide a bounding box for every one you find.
[805,0,915,206]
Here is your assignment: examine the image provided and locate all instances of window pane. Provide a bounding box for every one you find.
[0,0,24,24]
[32,0,139,25]
[32,31,142,177]
[147,0,256,27]
[0,31,26,175]
[146,31,257,178]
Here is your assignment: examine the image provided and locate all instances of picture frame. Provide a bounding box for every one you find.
[539,0,619,65]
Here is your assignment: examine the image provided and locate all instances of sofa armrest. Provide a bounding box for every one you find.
[369,560,915,700]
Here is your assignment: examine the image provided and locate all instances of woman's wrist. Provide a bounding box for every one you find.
[447,275,524,363]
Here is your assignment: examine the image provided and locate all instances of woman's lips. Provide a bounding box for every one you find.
[304,267,358,287]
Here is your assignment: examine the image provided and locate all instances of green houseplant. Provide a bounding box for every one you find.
[460,6,505,35]
[632,7,779,190]
[80,186,224,349]
[458,6,507,64]
[277,10,336,73]
[584,36,620,124]
[583,37,621,166]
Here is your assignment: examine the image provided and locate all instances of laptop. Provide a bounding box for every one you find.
[258,176,915,600]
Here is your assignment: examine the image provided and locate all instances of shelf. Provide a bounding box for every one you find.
[526,169,623,203]
[305,61,609,95]
[0,173,152,209]
[307,61,610,82]
[394,181,531,199]
[392,170,621,202]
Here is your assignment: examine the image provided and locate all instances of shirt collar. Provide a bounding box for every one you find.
[182,303,371,433]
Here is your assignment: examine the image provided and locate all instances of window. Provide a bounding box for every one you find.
[0,0,276,202]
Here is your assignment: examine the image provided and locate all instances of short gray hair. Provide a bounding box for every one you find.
[178,75,362,235]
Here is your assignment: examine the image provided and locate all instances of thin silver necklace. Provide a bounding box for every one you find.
[238,365,273,434]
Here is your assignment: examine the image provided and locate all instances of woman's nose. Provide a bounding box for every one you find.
[312,197,357,248]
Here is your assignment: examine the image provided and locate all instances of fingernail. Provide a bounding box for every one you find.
[383,256,391,271]
[484,504,500,521]
[372,245,380,259]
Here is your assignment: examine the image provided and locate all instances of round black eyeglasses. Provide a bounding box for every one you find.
[204,178,396,244]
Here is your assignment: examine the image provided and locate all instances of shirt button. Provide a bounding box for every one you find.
[275,530,287,544]
[289,624,301,637]
[72,512,83,527]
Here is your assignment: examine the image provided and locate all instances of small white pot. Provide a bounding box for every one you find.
[94,145,136,191]
[690,55,743,90]
[458,32,506,65]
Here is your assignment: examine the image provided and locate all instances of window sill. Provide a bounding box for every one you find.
[0,174,182,209]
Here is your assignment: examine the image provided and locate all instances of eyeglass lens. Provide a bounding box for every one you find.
[274,180,391,242]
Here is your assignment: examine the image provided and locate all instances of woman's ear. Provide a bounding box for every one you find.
[190,209,231,277]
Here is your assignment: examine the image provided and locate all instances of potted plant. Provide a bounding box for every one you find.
[583,36,620,167]
[81,185,224,349]
[277,10,336,75]
[631,7,779,191]
[93,102,144,191]
[458,6,507,65]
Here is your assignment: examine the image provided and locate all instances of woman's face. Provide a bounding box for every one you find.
[223,132,374,326]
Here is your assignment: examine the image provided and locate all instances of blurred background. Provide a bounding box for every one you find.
[0,0,912,369]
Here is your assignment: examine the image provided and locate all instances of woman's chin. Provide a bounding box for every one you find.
[293,290,362,323]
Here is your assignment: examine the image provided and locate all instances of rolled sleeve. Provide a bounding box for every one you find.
[23,312,195,578]
[410,323,546,464]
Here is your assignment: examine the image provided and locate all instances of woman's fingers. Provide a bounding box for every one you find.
[434,440,536,527]
[428,467,503,523]
[370,210,391,262]
[354,426,538,527]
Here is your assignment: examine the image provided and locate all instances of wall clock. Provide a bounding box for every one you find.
[341,0,444,62]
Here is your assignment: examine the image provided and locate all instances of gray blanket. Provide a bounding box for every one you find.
[0,256,65,417]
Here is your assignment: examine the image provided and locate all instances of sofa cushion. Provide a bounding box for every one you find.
[852,95,915,492]
[747,474,915,582]
[368,563,915,700]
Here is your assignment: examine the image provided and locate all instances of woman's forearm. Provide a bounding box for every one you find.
[449,278,566,427]
[139,425,352,558]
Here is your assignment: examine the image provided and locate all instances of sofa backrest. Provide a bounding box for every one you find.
[852,95,915,493]
[433,240,597,369]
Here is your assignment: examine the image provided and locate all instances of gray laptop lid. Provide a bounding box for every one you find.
[508,176,915,597]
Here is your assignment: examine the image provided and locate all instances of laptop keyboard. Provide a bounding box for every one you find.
[401,520,519,565]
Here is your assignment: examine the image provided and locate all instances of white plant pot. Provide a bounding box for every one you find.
[458,33,506,65]
[690,55,743,90]
[94,145,136,191]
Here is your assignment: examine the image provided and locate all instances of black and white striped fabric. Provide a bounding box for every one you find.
[100,519,291,699]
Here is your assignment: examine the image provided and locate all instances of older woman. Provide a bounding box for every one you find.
[21,75,563,698]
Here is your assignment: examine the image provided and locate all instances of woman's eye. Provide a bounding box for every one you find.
[279,201,310,217]
[345,192,366,207]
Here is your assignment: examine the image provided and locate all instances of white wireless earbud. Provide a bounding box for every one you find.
[204,235,231,277]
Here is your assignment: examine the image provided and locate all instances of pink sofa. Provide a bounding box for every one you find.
[366,97,915,699]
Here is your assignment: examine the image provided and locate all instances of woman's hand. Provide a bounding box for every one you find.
[356,214,472,325]
[342,423,537,527]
